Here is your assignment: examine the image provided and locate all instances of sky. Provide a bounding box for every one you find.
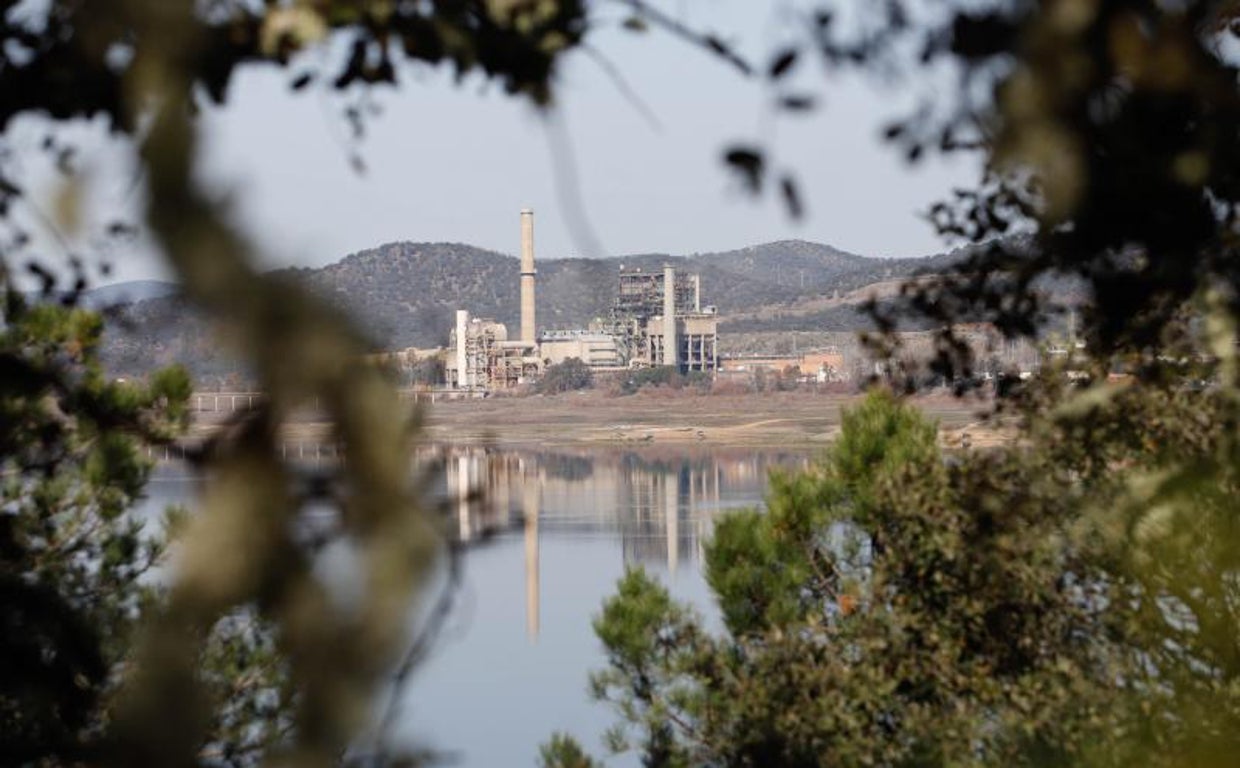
[16,0,979,284]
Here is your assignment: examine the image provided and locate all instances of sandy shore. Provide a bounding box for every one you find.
[416,390,1010,449]
[188,390,1012,449]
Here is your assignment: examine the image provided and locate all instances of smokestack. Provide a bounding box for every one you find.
[520,209,536,345]
[663,265,678,368]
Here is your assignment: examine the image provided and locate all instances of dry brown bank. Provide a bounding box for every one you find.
[419,390,1008,448]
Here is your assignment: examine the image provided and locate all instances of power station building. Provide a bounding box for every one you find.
[605,265,719,371]
[445,210,719,391]
[447,209,542,390]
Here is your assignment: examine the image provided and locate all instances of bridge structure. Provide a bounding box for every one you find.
[188,389,484,417]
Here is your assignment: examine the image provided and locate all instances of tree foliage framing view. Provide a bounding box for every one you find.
[552,380,1240,767]
[3,1,1240,767]
[536,2,1240,766]
[1,1,590,765]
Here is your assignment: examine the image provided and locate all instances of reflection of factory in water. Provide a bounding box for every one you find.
[422,446,810,639]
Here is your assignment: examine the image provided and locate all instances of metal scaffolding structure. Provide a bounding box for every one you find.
[606,266,718,372]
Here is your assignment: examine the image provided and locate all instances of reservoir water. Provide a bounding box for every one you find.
[143,445,812,766]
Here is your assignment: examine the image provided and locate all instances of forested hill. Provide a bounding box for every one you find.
[294,239,962,345]
[100,239,963,377]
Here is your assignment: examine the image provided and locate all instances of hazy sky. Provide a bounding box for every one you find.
[20,1,979,283]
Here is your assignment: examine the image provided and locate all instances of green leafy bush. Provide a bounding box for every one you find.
[614,366,711,396]
[574,384,1240,767]
[0,295,289,765]
[539,358,595,394]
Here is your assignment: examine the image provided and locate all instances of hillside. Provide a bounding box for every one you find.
[100,239,962,377]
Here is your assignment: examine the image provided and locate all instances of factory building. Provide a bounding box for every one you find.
[445,210,720,392]
[605,264,719,372]
[446,310,541,390]
[445,208,542,390]
[538,330,623,369]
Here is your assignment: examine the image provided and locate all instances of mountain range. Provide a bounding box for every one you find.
[99,239,965,378]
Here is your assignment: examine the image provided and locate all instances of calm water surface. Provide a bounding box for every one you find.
[144,445,811,766]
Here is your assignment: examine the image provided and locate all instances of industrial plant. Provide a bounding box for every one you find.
[445,210,720,391]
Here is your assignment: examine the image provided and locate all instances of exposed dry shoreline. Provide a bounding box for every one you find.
[416,390,1010,449]
[188,390,1012,450]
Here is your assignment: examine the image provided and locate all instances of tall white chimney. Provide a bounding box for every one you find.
[663,265,678,368]
[520,209,536,345]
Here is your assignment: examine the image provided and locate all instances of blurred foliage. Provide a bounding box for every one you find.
[616,0,1240,375]
[577,381,1240,767]
[8,1,1240,767]
[551,3,1240,764]
[0,0,585,130]
[0,0,588,278]
[0,1,593,766]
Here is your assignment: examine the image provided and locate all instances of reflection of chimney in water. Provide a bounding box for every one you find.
[524,479,541,641]
[494,457,512,526]
[665,471,678,576]
[691,466,704,565]
[457,454,472,542]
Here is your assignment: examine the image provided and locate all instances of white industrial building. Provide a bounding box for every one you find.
[445,210,719,391]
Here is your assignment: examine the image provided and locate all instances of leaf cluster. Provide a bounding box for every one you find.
[637,1,1240,378]
[615,366,710,396]
[580,384,1240,767]
[538,357,594,394]
[0,292,293,766]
